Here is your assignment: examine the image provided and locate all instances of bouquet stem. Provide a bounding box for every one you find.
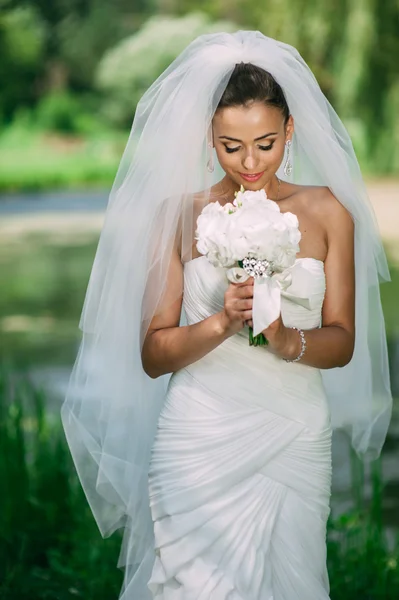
[237,260,269,347]
[249,327,268,347]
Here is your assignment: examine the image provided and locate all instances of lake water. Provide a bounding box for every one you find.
[1,189,398,533]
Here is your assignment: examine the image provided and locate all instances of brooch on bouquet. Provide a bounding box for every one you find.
[195,185,301,346]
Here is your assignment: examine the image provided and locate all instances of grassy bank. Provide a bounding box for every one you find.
[0,365,398,599]
[0,120,397,194]
[0,366,123,599]
[0,124,126,193]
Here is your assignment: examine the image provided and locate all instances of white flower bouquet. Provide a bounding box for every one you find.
[195,186,301,346]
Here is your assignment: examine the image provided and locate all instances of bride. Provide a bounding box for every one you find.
[61,32,392,599]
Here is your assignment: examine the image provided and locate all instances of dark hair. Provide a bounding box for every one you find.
[217,63,290,124]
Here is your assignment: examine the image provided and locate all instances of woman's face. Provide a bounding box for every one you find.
[212,101,294,189]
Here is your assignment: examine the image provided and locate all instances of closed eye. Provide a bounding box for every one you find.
[225,146,240,153]
[224,143,274,154]
[258,143,274,151]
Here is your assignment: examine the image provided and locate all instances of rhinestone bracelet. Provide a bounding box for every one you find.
[283,326,306,363]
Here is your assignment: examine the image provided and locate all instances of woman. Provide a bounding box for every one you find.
[61,32,392,599]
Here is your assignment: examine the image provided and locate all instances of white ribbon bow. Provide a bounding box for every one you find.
[226,266,311,336]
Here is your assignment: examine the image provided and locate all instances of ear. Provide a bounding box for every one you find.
[285,115,294,141]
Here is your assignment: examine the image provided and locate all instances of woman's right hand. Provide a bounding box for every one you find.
[219,277,254,336]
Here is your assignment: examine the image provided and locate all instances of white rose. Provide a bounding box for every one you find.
[195,188,301,271]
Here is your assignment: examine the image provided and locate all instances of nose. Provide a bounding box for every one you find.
[242,149,258,171]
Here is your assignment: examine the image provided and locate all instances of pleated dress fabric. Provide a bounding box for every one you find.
[147,256,332,599]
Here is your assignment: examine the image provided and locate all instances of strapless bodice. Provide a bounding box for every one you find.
[179,255,330,431]
[183,255,326,334]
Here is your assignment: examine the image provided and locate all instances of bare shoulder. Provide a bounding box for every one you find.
[310,186,354,239]
[314,186,352,218]
[189,185,228,216]
[300,186,354,263]
[178,188,213,261]
[288,183,353,227]
[192,184,225,202]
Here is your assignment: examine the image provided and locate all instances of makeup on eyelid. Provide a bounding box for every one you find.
[224,142,274,153]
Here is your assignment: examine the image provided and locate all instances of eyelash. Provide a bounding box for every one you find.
[225,143,274,153]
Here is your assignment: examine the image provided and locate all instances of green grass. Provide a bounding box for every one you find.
[0,116,396,193]
[0,124,126,192]
[0,365,398,599]
[328,451,399,598]
[0,364,123,599]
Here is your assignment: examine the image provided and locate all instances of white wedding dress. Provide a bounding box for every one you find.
[147,255,332,599]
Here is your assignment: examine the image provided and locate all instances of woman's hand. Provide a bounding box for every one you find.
[219,277,254,337]
[220,277,300,359]
[247,313,301,360]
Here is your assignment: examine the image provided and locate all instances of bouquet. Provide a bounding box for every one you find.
[195,186,301,346]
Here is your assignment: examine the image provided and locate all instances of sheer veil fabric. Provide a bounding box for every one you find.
[61,31,392,597]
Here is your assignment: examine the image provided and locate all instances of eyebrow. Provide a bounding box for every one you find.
[218,132,278,142]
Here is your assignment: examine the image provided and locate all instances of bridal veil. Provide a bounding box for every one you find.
[61,30,392,597]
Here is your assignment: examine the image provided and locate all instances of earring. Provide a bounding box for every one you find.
[283,140,292,176]
[207,140,214,173]
[206,126,214,173]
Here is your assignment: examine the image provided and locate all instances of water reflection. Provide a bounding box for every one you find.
[0,232,98,366]
[1,191,398,529]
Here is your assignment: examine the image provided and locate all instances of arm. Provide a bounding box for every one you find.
[141,246,254,379]
[265,191,356,368]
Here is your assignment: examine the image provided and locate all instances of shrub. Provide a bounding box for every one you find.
[0,364,122,598]
[34,92,83,134]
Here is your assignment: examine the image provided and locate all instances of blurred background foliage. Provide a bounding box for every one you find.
[1,2,399,598]
[0,0,398,191]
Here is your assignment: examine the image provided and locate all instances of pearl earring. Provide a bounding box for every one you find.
[283,140,292,176]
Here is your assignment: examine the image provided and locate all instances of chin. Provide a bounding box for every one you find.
[241,180,265,190]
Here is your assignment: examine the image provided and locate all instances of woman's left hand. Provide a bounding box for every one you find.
[247,314,298,358]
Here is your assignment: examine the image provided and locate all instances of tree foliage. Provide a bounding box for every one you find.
[0,6,46,120]
[96,12,236,125]
[0,0,398,172]
[154,0,399,173]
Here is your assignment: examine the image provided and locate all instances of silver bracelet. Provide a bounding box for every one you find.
[283,326,306,363]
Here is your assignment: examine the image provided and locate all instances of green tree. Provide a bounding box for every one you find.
[0,6,46,120]
[152,0,399,172]
[0,0,152,119]
[95,11,237,126]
